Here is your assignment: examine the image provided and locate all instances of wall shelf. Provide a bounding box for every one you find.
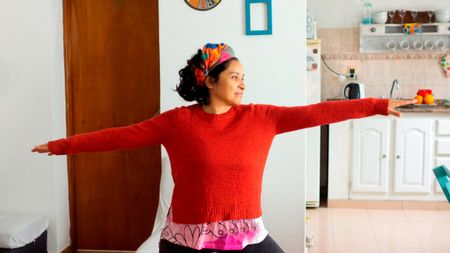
[360,23,450,52]
[322,52,446,61]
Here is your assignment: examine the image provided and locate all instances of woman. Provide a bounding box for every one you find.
[33,43,415,252]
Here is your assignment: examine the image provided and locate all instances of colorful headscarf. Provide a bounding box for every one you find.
[195,43,235,86]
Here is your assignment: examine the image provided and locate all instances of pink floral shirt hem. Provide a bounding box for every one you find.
[160,209,268,250]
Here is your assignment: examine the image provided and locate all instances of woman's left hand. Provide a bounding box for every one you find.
[388,99,417,117]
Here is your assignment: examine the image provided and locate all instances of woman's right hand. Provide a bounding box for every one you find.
[32,143,54,156]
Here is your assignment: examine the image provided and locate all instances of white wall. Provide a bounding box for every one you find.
[0,0,69,252]
[307,0,450,28]
[159,0,307,252]
[1,0,307,252]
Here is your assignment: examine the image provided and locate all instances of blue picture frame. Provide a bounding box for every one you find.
[245,0,272,35]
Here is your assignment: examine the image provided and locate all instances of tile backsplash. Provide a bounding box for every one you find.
[318,28,450,101]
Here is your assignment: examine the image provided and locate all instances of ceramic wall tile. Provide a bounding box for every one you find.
[421,60,441,87]
[339,28,359,53]
[403,86,419,100]
[442,75,450,87]
[409,60,429,87]
[319,29,341,54]
[397,60,416,85]
[361,60,383,86]
[365,84,386,98]
[381,60,400,86]
[432,86,446,99]
[321,59,342,85]
[322,82,344,101]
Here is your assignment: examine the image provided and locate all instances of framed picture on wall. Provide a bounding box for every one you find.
[245,0,272,35]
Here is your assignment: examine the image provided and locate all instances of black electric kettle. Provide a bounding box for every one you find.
[344,82,364,99]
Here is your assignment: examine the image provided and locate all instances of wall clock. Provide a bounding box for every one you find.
[185,0,222,11]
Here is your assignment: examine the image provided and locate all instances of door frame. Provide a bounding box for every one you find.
[62,0,78,250]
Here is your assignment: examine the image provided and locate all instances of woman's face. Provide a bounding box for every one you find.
[206,60,245,107]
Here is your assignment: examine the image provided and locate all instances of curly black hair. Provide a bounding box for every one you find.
[176,49,237,105]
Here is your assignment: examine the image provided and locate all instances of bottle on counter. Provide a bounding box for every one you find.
[362,0,373,24]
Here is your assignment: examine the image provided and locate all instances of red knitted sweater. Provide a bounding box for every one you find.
[48,98,389,224]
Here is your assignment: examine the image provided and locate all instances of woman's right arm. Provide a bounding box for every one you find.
[32,113,168,156]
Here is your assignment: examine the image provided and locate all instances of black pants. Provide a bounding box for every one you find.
[159,235,285,253]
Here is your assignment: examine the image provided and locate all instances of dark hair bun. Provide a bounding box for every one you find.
[176,50,210,105]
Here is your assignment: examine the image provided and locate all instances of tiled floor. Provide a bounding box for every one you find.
[306,208,450,253]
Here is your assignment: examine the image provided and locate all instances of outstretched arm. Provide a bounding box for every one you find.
[32,113,169,155]
[261,98,416,134]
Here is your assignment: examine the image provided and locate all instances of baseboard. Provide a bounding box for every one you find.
[327,200,450,210]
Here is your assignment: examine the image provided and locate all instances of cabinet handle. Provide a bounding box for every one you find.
[382,154,387,158]
[396,155,401,159]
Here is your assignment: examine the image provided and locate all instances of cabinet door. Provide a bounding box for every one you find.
[394,119,433,193]
[351,118,390,193]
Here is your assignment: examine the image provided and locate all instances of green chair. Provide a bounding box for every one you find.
[433,165,450,204]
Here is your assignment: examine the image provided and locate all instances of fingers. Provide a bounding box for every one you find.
[389,99,417,108]
[32,144,50,154]
[388,108,401,117]
[398,99,417,106]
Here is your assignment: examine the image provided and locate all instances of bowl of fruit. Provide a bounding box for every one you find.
[415,89,435,106]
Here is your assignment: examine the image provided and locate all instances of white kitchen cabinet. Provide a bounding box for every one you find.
[436,140,450,155]
[393,119,433,193]
[351,118,390,194]
[329,115,446,201]
[436,120,450,136]
[434,119,450,196]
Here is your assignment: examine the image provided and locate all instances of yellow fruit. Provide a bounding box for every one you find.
[415,95,423,104]
[424,94,434,105]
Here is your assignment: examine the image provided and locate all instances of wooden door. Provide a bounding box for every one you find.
[351,118,390,194]
[63,0,160,250]
[394,119,432,193]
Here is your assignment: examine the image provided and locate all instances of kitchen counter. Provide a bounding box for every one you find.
[397,99,450,113]
[327,98,450,113]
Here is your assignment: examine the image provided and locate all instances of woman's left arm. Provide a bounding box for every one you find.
[265,98,416,134]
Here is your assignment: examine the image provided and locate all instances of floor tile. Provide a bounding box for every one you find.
[333,208,372,228]
[439,210,450,224]
[305,207,448,253]
[410,222,450,250]
[333,228,377,247]
[378,248,426,253]
[403,210,442,222]
[372,223,421,248]
[307,246,336,253]
[367,209,409,225]
[425,248,450,253]
[335,247,378,253]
